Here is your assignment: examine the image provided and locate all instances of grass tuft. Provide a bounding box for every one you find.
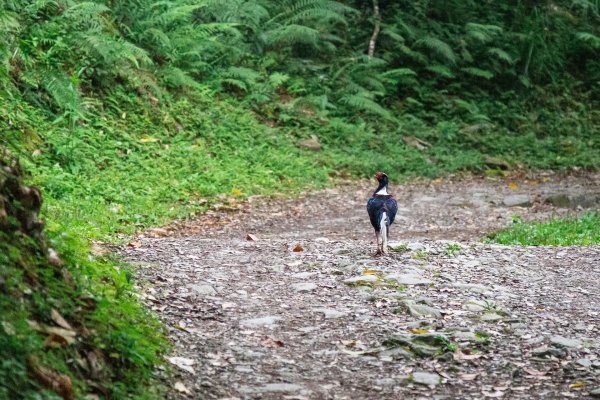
[486,212,600,245]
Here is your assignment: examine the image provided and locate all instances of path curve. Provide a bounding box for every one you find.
[124,173,600,399]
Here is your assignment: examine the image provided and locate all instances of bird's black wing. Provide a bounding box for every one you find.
[386,197,398,226]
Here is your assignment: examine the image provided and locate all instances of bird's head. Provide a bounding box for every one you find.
[375,172,388,182]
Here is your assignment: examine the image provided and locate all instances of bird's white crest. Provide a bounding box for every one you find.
[375,187,388,195]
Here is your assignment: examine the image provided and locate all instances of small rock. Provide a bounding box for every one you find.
[463,300,487,312]
[503,195,531,207]
[406,303,442,319]
[297,135,321,151]
[532,346,566,359]
[292,283,317,293]
[344,275,378,285]
[240,316,281,328]
[590,387,600,397]
[314,308,346,319]
[412,371,440,386]
[480,312,503,322]
[386,274,432,286]
[576,358,592,368]
[241,383,305,393]
[190,283,217,296]
[550,335,582,348]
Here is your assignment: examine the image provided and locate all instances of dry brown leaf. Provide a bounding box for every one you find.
[459,373,478,381]
[27,355,74,400]
[261,336,284,348]
[29,320,77,345]
[51,309,73,330]
[246,234,258,241]
[44,333,69,348]
[524,367,546,376]
[292,244,304,252]
[127,240,142,248]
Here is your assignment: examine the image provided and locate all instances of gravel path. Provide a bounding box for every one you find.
[123,173,600,399]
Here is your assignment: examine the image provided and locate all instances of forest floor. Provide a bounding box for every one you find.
[123,172,600,399]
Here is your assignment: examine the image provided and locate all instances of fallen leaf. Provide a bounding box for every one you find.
[231,188,242,196]
[362,269,379,275]
[51,309,73,330]
[292,244,304,252]
[569,382,585,388]
[509,182,518,189]
[246,234,258,241]
[27,355,74,400]
[174,381,191,395]
[411,329,429,334]
[261,336,284,348]
[174,324,190,333]
[524,367,546,377]
[127,240,142,248]
[459,373,478,381]
[482,390,505,398]
[28,320,77,345]
[44,333,69,348]
[167,356,196,374]
[139,136,159,143]
[454,350,482,361]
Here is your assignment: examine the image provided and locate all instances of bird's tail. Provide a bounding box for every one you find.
[380,211,388,251]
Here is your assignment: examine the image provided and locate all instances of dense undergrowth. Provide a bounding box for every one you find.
[1,0,599,398]
[488,212,600,245]
[0,159,167,399]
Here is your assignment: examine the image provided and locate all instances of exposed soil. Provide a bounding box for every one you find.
[123,173,600,399]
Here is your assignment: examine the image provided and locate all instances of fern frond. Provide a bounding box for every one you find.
[265,24,320,47]
[426,65,455,78]
[487,48,514,64]
[465,22,502,43]
[576,32,600,48]
[225,66,261,83]
[416,36,457,64]
[382,68,417,78]
[461,67,494,79]
[340,93,391,119]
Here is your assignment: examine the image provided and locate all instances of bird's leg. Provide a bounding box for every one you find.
[375,232,382,255]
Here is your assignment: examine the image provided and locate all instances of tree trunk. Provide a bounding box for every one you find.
[367,0,381,60]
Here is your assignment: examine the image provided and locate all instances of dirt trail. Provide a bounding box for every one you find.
[124,173,600,399]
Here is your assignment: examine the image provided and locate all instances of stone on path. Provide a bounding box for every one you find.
[386,273,432,286]
[314,308,346,319]
[190,283,217,296]
[406,303,442,318]
[480,312,503,322]
[503,195,531,207]
[412,371,440,386]
[344,275,378,285]
[550,335,582,348]
[240,383,305,394]
[240,316,281,328]
[292,282,318,292]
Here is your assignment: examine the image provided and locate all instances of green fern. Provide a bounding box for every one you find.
[416,36,457,64]
[426,64,455,78]
[461,67,494,79]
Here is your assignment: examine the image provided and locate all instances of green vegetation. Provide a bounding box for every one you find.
[487,212,600,245]
[0,162,167,399]
[1,0,599,398]
[445,243,463,256]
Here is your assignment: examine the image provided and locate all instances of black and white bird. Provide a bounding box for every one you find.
[367,172,398,255]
